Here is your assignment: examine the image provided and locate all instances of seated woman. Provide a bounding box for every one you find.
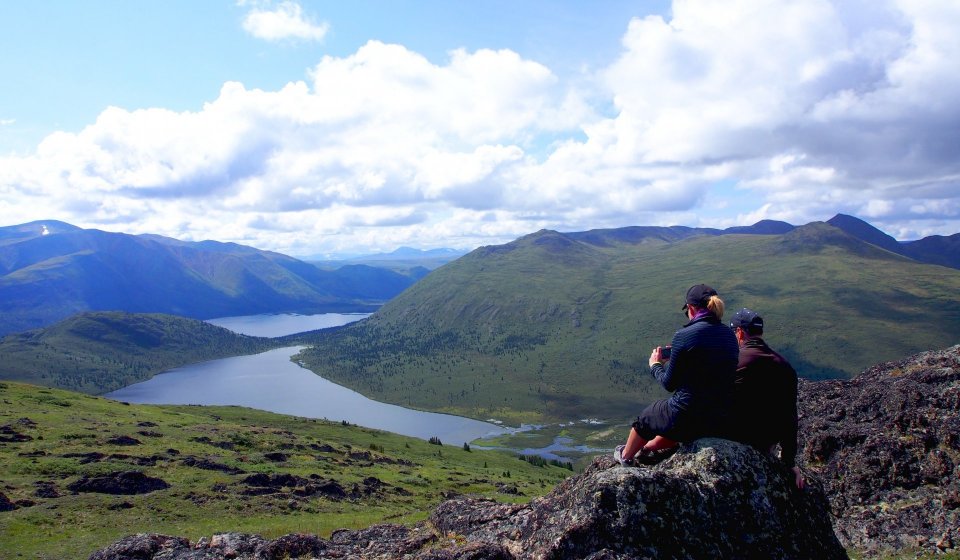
[614,284,739,465]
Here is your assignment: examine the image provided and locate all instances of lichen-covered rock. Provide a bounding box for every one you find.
[88,534,190,560]
[799,345,960,556]
[204,533,267,557]
[255,533,325,559]
[432,438,845,560]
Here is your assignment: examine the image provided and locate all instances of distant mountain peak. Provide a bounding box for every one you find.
[0,220,82,244]
[826,214,904,255]
[724,219,796,235]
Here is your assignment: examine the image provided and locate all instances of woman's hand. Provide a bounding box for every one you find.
[649,347,662,368]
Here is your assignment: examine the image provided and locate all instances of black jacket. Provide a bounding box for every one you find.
[650,313,739,434]
[731,337,799,468]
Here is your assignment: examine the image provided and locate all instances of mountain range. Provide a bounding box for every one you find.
[2,213,958,424]
[0,221,421,336]
[296,215,960,424]
[563,214,960,269]
[308,246,467,273]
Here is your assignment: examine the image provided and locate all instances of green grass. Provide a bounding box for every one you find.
[0,381,573,559]
[296,226,960,425]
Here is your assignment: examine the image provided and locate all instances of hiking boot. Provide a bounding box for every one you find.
[634,445,680,466]
[613,444,633,466]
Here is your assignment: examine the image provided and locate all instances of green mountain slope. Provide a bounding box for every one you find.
[903,232,960,269]
[297,222,960,425]
[0,312,279,394]
[0,381,570,558]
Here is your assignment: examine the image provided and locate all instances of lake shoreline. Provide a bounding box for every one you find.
[106,313,616,461]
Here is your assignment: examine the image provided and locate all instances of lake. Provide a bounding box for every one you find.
[206,312,372,337]
[105,313,510,444]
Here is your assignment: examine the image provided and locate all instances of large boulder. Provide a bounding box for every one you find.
[799,345,960,556]
[431,438,846,559]
[89,438,845,559]
[89,534,189,560]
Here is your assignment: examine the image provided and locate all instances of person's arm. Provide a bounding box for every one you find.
[650,331,683,391]
[781,365,802,488]
[791,466,805,489]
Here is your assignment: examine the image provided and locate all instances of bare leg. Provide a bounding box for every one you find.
[622,427,648,460]
[643,435,679,452]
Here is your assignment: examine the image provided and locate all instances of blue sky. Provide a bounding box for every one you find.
[1,0,958,257]
[0,0,659,153]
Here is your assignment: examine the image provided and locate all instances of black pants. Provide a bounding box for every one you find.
[632,400,725,442]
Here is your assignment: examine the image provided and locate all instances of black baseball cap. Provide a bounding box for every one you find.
[681,284,718,311]
[730,308,764,334]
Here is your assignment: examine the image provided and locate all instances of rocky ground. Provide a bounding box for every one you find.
[90,438,846,559]
[798,344,960,556]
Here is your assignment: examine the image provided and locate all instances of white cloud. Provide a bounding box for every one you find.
[0,42,576,250]
[242,1,329,42]
[2,0,959,255]
[535,0,960,234]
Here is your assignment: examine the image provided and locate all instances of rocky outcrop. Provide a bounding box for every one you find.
[181,456,246,475]
[89,534,190,560]
[68,471,170,495]
[0,424,33,442]
[799,344,960,556]
[430,439,845,559]
[90,438,845,559]
[0,490,16,512]
[105,435,142,446]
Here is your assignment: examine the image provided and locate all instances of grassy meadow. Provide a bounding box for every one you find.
[0,381,573,559]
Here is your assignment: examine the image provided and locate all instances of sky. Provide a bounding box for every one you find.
[1,0,958,257]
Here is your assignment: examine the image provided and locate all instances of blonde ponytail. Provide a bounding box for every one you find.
[706,295,725,320]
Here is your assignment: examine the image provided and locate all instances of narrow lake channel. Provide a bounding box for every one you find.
[105,313,511,445]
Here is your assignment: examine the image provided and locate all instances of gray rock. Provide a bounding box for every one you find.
[256,533,325,558]
[432,438,846,560]
[799,345,960,556]
[88,534,190,560]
